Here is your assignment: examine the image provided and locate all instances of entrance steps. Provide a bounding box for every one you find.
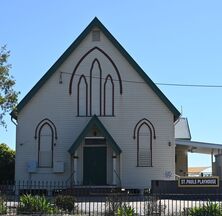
[54,185,122,196]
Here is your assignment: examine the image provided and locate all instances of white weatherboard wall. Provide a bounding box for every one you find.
[15,24,176,189]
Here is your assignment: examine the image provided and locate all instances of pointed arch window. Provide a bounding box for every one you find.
[133,119,156,167]
[104,75,114,116]
[77,75,88,116]
[38,123,53,167]
[35,119,57,168]
[137,123,152,166]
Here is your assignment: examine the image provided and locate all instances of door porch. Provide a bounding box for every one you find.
[68,116,122,187]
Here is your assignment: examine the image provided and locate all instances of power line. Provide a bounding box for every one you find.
[60,71,222,88]
[155,83,222,88]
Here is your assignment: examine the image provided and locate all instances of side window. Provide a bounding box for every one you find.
[35,119,57,168]
[133,119,156,167]
[137,123,152,166]
[38,124,53,167]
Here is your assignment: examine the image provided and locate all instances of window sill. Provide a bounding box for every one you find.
[136,166,153,168]
[37,167,53,174]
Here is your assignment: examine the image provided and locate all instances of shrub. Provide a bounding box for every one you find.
[54,195,78,213]
[188,201,222,216]
[0,196,7,215]
[117,204,136,216]
[17,194,57,214]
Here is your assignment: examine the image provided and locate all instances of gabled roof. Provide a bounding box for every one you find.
[175,117,191,140]
[176,139,222,154]
[11,17,180,120]
[68,115,122,155]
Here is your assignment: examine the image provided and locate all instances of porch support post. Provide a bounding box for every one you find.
[211,149,214,175]
[70,155,73,187]
[112,152,117,185]
[73,152,78,185]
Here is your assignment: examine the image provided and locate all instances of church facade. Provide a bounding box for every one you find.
[12,18,180,189]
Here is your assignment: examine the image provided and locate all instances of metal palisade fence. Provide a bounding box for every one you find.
[0,181,222,215]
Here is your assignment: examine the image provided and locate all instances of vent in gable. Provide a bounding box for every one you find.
[92,30,100,41]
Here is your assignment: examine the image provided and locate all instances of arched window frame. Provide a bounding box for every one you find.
[133,118,156,167]
[77,75,88,116]
[103,74,114,116]
[35,119,57,168]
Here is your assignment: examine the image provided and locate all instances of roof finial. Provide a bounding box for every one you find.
[180,105,183,117]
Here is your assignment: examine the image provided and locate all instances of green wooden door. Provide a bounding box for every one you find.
[83,147,107,185]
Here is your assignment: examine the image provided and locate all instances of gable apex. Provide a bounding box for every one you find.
[11,17,180,121]
[68,115,122,155]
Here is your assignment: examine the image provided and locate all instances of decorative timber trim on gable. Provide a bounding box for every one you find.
[11,17,180,121]
[69,47,122,95]
[68,115,122,155]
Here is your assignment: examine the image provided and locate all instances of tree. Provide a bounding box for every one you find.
[0,143,15,182]
[0,45,19,127]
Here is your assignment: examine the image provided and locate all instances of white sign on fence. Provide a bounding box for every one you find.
[178,176,219,187]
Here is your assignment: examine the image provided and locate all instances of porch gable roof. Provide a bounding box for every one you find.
[68,115,122,155]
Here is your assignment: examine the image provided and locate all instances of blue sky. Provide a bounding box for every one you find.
[1,0,222,167]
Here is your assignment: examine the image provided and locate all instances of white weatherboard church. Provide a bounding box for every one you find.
[11,18,180,190]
